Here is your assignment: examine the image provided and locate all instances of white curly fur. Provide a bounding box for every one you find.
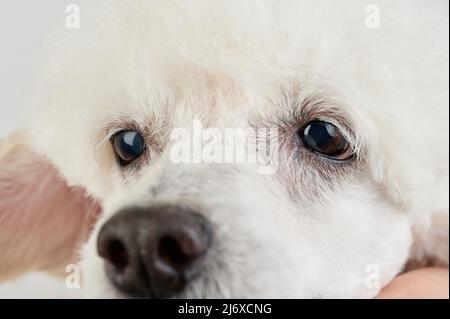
[0,0,448,298]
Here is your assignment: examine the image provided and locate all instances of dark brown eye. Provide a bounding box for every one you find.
[299,121,353,161]
[111,130,146,166]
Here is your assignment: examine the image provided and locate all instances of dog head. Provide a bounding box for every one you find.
[4,0,447,298]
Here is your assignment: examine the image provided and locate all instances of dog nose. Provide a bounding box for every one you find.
[97,205,212,298]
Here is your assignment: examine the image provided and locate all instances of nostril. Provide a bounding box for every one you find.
[106,239,129,272]
[158,236,194,267]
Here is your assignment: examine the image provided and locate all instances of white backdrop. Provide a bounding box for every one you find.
[0,0,82,299]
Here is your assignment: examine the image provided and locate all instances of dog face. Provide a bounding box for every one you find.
[24,0,448,298]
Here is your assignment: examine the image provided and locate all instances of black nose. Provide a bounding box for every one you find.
[97,205,212,298]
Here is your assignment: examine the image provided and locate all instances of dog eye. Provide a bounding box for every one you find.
[111,130,146,166]
[299,121,353,161]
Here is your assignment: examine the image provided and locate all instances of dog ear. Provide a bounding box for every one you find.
[0,131,101,282]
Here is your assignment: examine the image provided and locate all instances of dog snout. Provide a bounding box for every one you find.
[97,205,213,298]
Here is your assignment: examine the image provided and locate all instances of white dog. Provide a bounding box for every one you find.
[0,0,448,298]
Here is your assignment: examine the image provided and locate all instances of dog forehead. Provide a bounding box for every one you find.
[68,0,383,127]
[71,0,368,92]
[34,0,383,130]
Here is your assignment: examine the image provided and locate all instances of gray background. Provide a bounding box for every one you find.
[0,1,82,298]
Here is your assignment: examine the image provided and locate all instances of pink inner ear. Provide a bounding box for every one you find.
[0,137,101,281]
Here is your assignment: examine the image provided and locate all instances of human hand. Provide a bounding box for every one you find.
[377,267,449,299]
